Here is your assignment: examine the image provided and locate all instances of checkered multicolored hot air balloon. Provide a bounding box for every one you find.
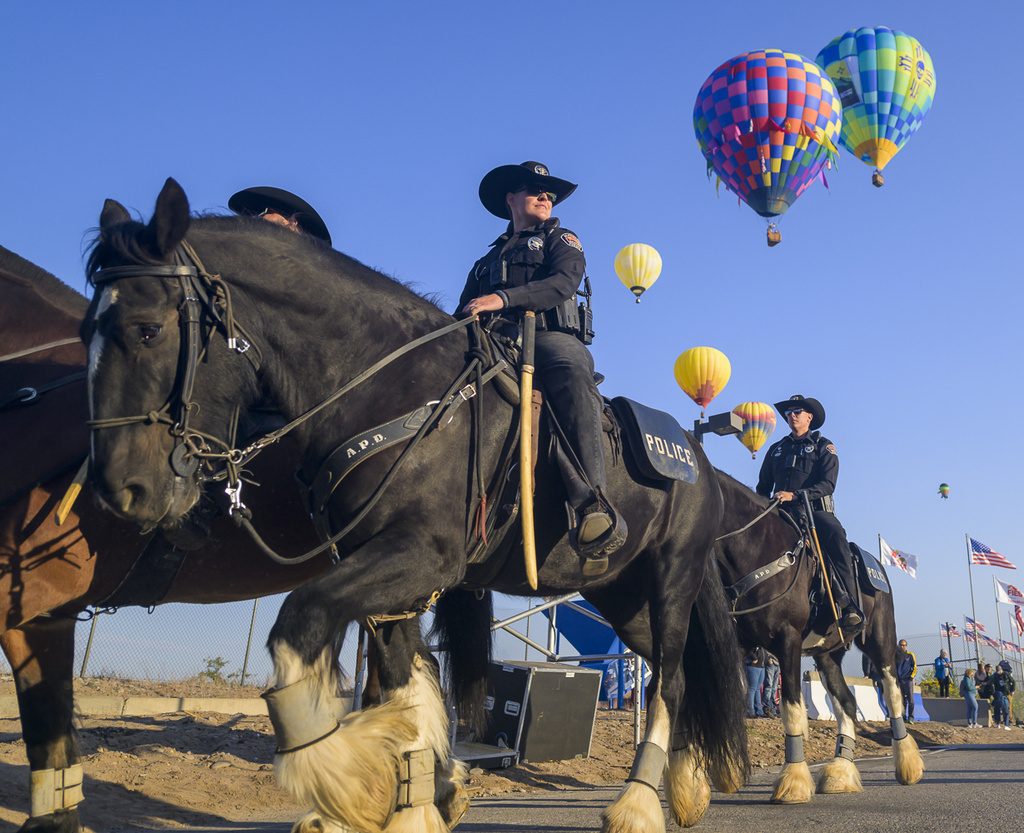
[694,49,842,245]
[816,27,935,187]
[732,401,777,459]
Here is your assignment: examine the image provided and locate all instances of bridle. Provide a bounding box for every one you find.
[85,239,499,570]
[87,241,261,485]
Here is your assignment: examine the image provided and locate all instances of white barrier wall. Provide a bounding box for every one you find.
[802,672,891,721]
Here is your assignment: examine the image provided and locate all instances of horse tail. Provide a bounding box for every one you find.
[431,588,493,732]
[680,556,751,792]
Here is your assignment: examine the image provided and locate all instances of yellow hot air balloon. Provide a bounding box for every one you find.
[732,401,777,459]
[673,347,730,417]
[615,243,662,303]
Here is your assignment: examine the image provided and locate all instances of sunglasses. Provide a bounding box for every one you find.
[516,185,557,202]
[784,408,805,417]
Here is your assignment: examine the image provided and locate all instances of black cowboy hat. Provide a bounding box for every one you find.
[478,161,578,219]
[774,394,826,430]
[228,186,332,245]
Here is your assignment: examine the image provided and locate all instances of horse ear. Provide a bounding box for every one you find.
[145,178,191,257]
[99,199,131,233]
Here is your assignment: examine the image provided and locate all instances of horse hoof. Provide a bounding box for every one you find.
[18,809,82,833]
[438,786,471,830]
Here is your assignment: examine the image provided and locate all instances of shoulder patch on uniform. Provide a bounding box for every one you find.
[560,232,583,252]
[825,445,837,455]
[528,236,544,251]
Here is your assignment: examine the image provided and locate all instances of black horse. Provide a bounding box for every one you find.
[714,471,923,804]
[81,178,749,833]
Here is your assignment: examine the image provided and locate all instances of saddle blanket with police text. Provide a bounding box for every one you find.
[852,542,890,596]
[610,397,698,484]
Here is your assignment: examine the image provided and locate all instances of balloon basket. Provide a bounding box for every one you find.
[766,224,781,247]
[872,170,885,188]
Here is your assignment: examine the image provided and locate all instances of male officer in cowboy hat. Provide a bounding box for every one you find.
[756,395,863,629]
[229,186,332,245]
[458,161,625,576]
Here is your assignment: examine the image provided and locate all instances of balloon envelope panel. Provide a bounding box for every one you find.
[815,27,935,171]
[674,346,731,410]
[694,49,842,218]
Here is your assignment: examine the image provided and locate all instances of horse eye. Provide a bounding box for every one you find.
[139,325,163,343]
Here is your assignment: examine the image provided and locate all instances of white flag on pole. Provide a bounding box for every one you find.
[880,537,918,579]
[994,578,1024,605]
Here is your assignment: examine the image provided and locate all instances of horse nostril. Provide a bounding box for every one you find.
[117,480,150,514]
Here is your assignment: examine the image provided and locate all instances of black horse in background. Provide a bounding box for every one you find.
[714,470,924,804]
[80,178,750,833]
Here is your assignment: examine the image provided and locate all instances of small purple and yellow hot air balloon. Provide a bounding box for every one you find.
[732,402,777,458]
[674,347,731,418]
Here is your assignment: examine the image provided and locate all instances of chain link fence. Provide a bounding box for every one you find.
[0,595,573,687]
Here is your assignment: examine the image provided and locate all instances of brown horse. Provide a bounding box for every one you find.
[0,244,334,833]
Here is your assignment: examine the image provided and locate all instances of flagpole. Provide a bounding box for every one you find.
[1014,609,1024,682]
[994,575,1006,664]
[967,534,981,667]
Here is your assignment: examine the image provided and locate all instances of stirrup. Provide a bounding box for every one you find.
[569,500,628,565]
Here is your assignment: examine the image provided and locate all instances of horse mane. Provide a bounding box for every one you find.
[716,469,771,509]
[0,244,88,315]
[86,214,448,311]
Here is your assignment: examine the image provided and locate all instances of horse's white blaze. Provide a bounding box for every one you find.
[87,286,117,463]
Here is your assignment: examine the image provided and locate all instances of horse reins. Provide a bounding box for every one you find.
[715,496,810,614]
[87,241,506,570]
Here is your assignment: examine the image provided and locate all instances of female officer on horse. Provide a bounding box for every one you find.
[458,161,625,575]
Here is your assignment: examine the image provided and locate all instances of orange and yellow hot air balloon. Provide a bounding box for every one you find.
[732,401,777,458]
[673,347,730,417]
[614,243,662,303]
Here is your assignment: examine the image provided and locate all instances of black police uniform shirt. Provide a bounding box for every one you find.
[457,217,585,314]
[755,431,838,505]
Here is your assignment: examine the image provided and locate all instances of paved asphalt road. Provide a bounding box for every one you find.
[132,744,1023,832]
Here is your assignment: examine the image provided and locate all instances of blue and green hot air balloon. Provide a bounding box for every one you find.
[816,27,935,186]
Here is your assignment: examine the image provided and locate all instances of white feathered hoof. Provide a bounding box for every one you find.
[664,751,710,828]
[601,781,666,833]
[291,811,354,832]
[275,701,416,833]
[893,734,924,785]
[770,761,814,804]
[436,758,471,830]
[383,804,449,833]
[816,757,863,794]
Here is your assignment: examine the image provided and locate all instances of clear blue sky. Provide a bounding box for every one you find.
[3,1,1021,666]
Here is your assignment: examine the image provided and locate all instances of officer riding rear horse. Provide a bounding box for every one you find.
[756,395,864,630]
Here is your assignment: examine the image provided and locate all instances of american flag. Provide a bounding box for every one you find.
[981,634,1001,649]
[970,538,1017,570]
[965,616,986,633]
[1016,605,1024,637]
[940,624,961,638]
[1002,639,1019,654]
[965,632,977,644]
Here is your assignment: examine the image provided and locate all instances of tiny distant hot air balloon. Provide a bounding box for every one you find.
[816,27,935,187]
[674,347,731,418]
[694,49,843,247]
[938,483,949,499]
[733,402,777,459]
[615,243,662,303]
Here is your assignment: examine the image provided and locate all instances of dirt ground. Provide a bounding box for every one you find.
[0,676,1014,831]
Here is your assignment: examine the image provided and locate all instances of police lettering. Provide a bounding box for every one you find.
[345,433,386,459]
[644,432,694,466]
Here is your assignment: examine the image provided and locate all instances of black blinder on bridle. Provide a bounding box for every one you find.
[88,244,259,485]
